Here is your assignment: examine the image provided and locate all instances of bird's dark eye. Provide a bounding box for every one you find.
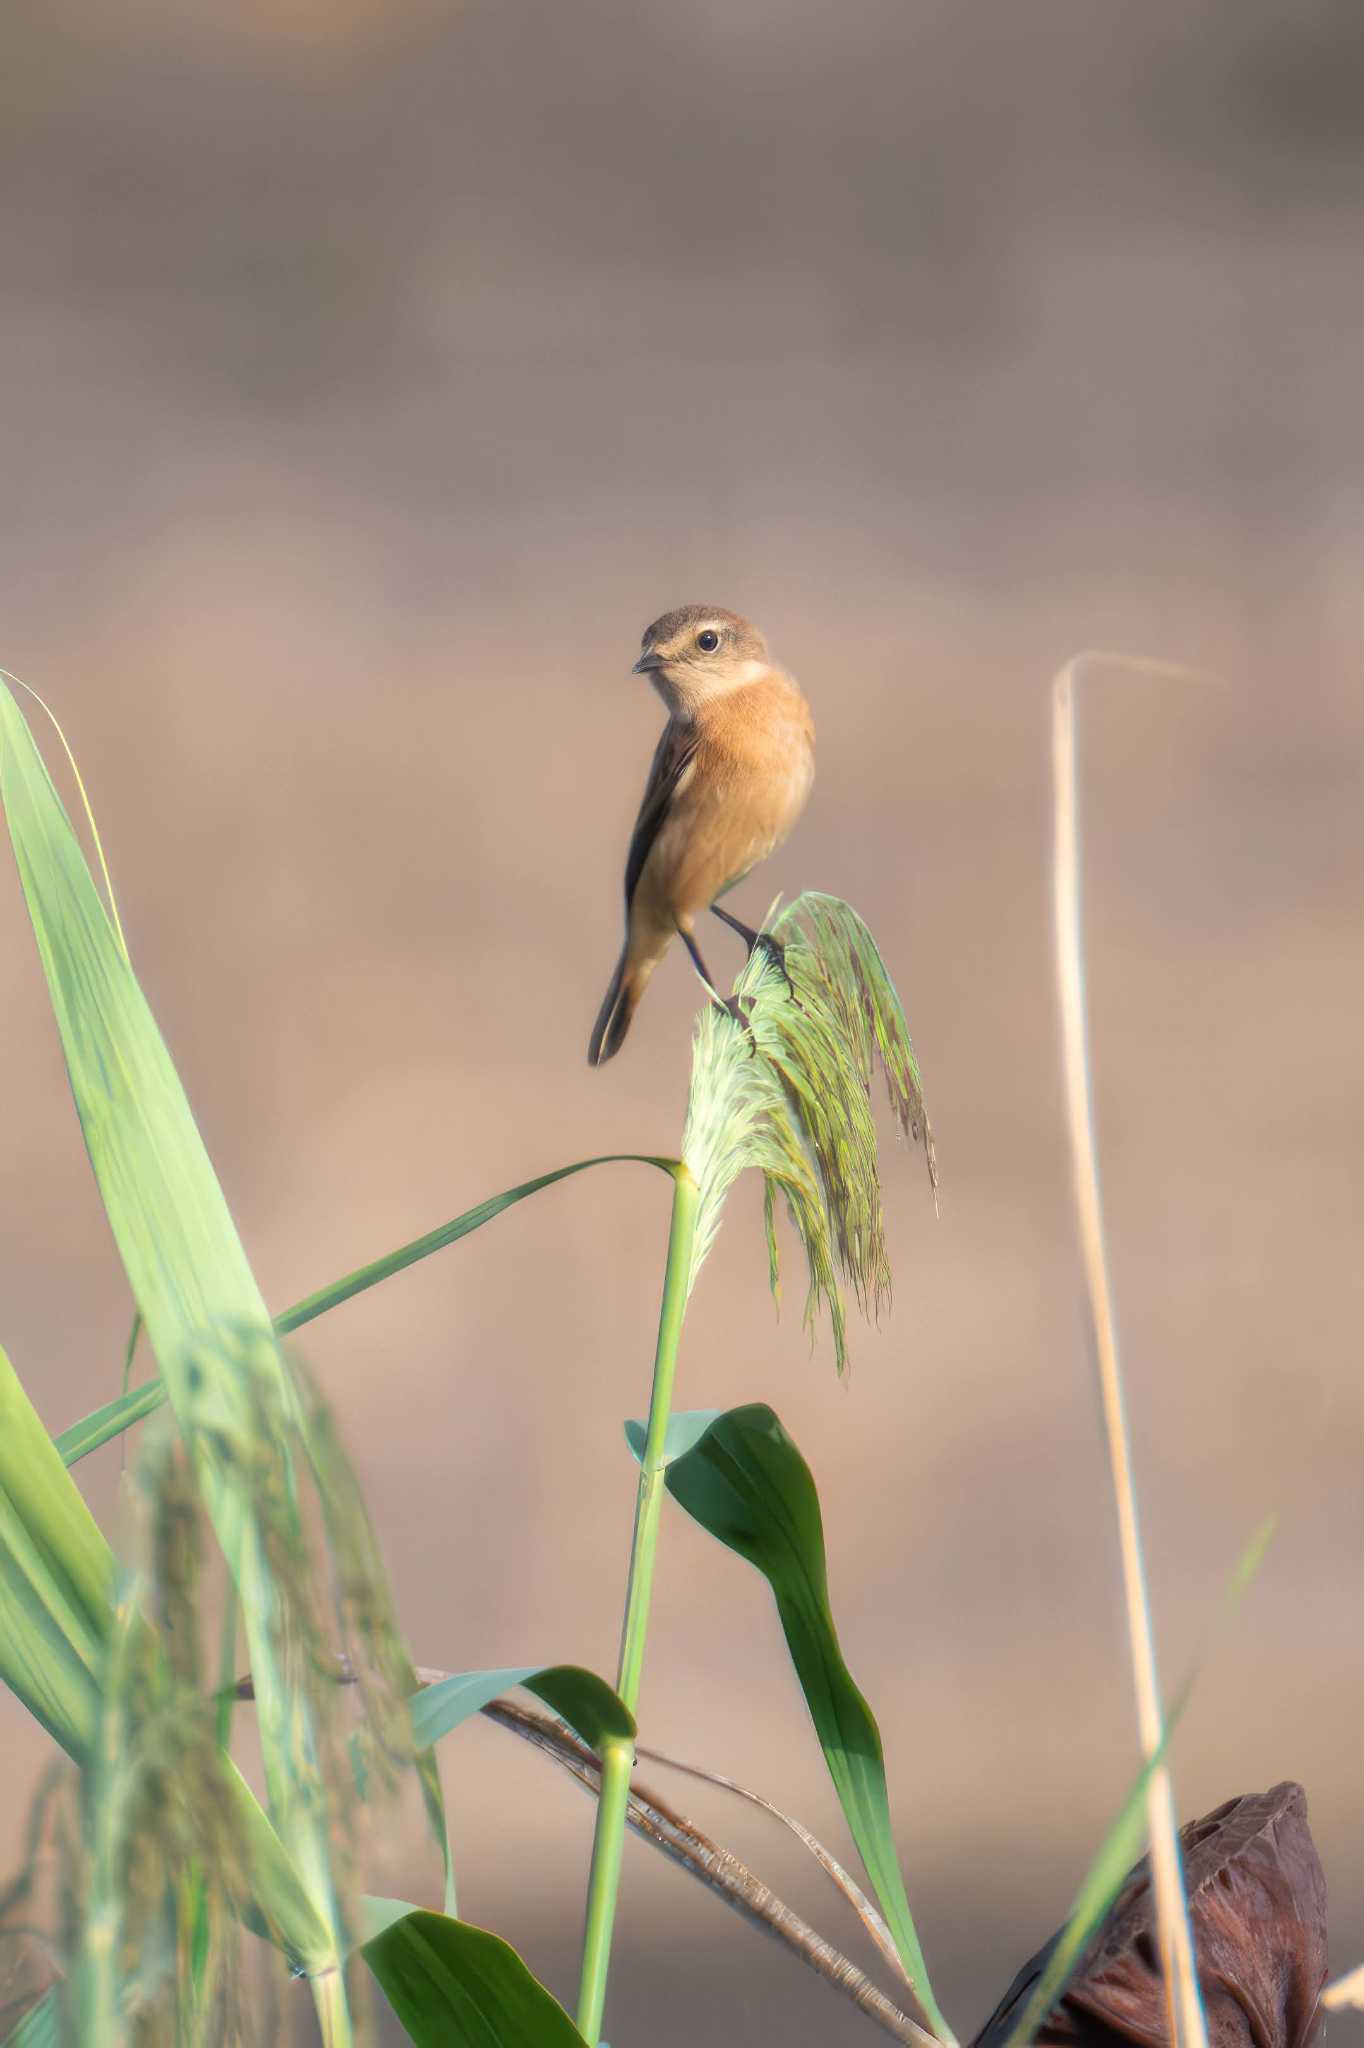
[696,629,720,653]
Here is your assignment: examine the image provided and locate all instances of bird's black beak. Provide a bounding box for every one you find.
[632,648,663,674]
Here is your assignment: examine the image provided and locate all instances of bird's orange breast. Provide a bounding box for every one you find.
[635,669,814,932]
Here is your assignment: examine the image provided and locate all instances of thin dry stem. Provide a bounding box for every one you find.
[1051,656,1207,2048]
[635,1739,908,1990]
[233,1658,932,2046]
[484,1700,934,2048]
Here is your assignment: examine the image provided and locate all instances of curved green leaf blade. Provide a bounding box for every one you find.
[992,1722,1179,2048]
[0,682,391,2011]
[992,1514,1275,2047]
[364,1910,584,2047]
[664,1403,953,2044]
[360,1896,422,1946]
[55,1379,164,1468]
[56,1155,679,1467]
[412,1665,634,1756]
[277,1156,677,1337]
[2,1988,56,2048]
[0,1344,114,1759]
[622,1409,721,1468]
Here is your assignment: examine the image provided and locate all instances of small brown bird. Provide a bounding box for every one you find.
[588,605,815,1065]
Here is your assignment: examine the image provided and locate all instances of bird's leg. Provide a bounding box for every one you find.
[681,927,755,1044]
[710,904,795,997]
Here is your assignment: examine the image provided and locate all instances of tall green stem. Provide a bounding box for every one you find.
[576,1163,698,2043]
[614,1164,698,1713]
[574,1740,634,2045]
[312,1966,355,2048]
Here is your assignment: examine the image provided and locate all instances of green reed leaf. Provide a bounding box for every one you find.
[0,1344,113,1760]
[365,1912,584,2048]
[2,1990,57,2048]
[989,1511,1278,2047]
[0,679,437,2022]
[664,1402,953,2044]
[56,1155,680,1468]
[361,1897,421,1944]
[277,1156,679,1337]
[412,1665,634,1755]
[622,1410,720,1468]
[989,1728,1178,2048]
[54,1381,165,1470]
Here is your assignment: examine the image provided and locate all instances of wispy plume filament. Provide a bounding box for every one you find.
[679,893,936,1369]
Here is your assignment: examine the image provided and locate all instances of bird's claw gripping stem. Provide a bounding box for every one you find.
[713,993,759,1053]
[753,930,797,998]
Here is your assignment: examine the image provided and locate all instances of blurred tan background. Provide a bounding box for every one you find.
[2,1,1362,2038]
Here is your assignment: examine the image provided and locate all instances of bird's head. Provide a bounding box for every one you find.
[632,605,770,714]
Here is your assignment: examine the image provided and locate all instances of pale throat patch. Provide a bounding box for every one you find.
[693,656,770,696]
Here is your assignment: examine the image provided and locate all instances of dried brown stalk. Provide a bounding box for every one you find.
[233,1658,932,2045]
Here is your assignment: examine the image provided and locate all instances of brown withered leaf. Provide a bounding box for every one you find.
[975,1782,1328,2048]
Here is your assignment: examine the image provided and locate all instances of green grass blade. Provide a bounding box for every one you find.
[278,1155,678,1335]
[985,1513,1276,2047]
[0,670,130,963]
[0,1344,113,1759]
[55,1380,165,1468]
[993,1716,1182,2048]
[0,681,414,2026]
[2,1990,57,2048]
[411,1665,635,1755]
[364,1912,585,2047]
[663,1403,954,2045]
[225,1757,333,1969]
[56,1155,679,1468]
[0,686,268,1348]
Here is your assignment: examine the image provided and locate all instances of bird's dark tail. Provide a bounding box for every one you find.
[588,943,647,1065]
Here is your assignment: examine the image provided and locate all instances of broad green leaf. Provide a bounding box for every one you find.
[361,1897,421,1945]
[0,685,272,1378]
[412,1665,634,1755]
[57,1155,679,1467]
[664,1403,952,2044]
[364,1911,584,2048]
[0,683,401,2013]
[623,1409,720,1468]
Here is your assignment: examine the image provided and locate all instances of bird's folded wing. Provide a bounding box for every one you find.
[623,720,699,907]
